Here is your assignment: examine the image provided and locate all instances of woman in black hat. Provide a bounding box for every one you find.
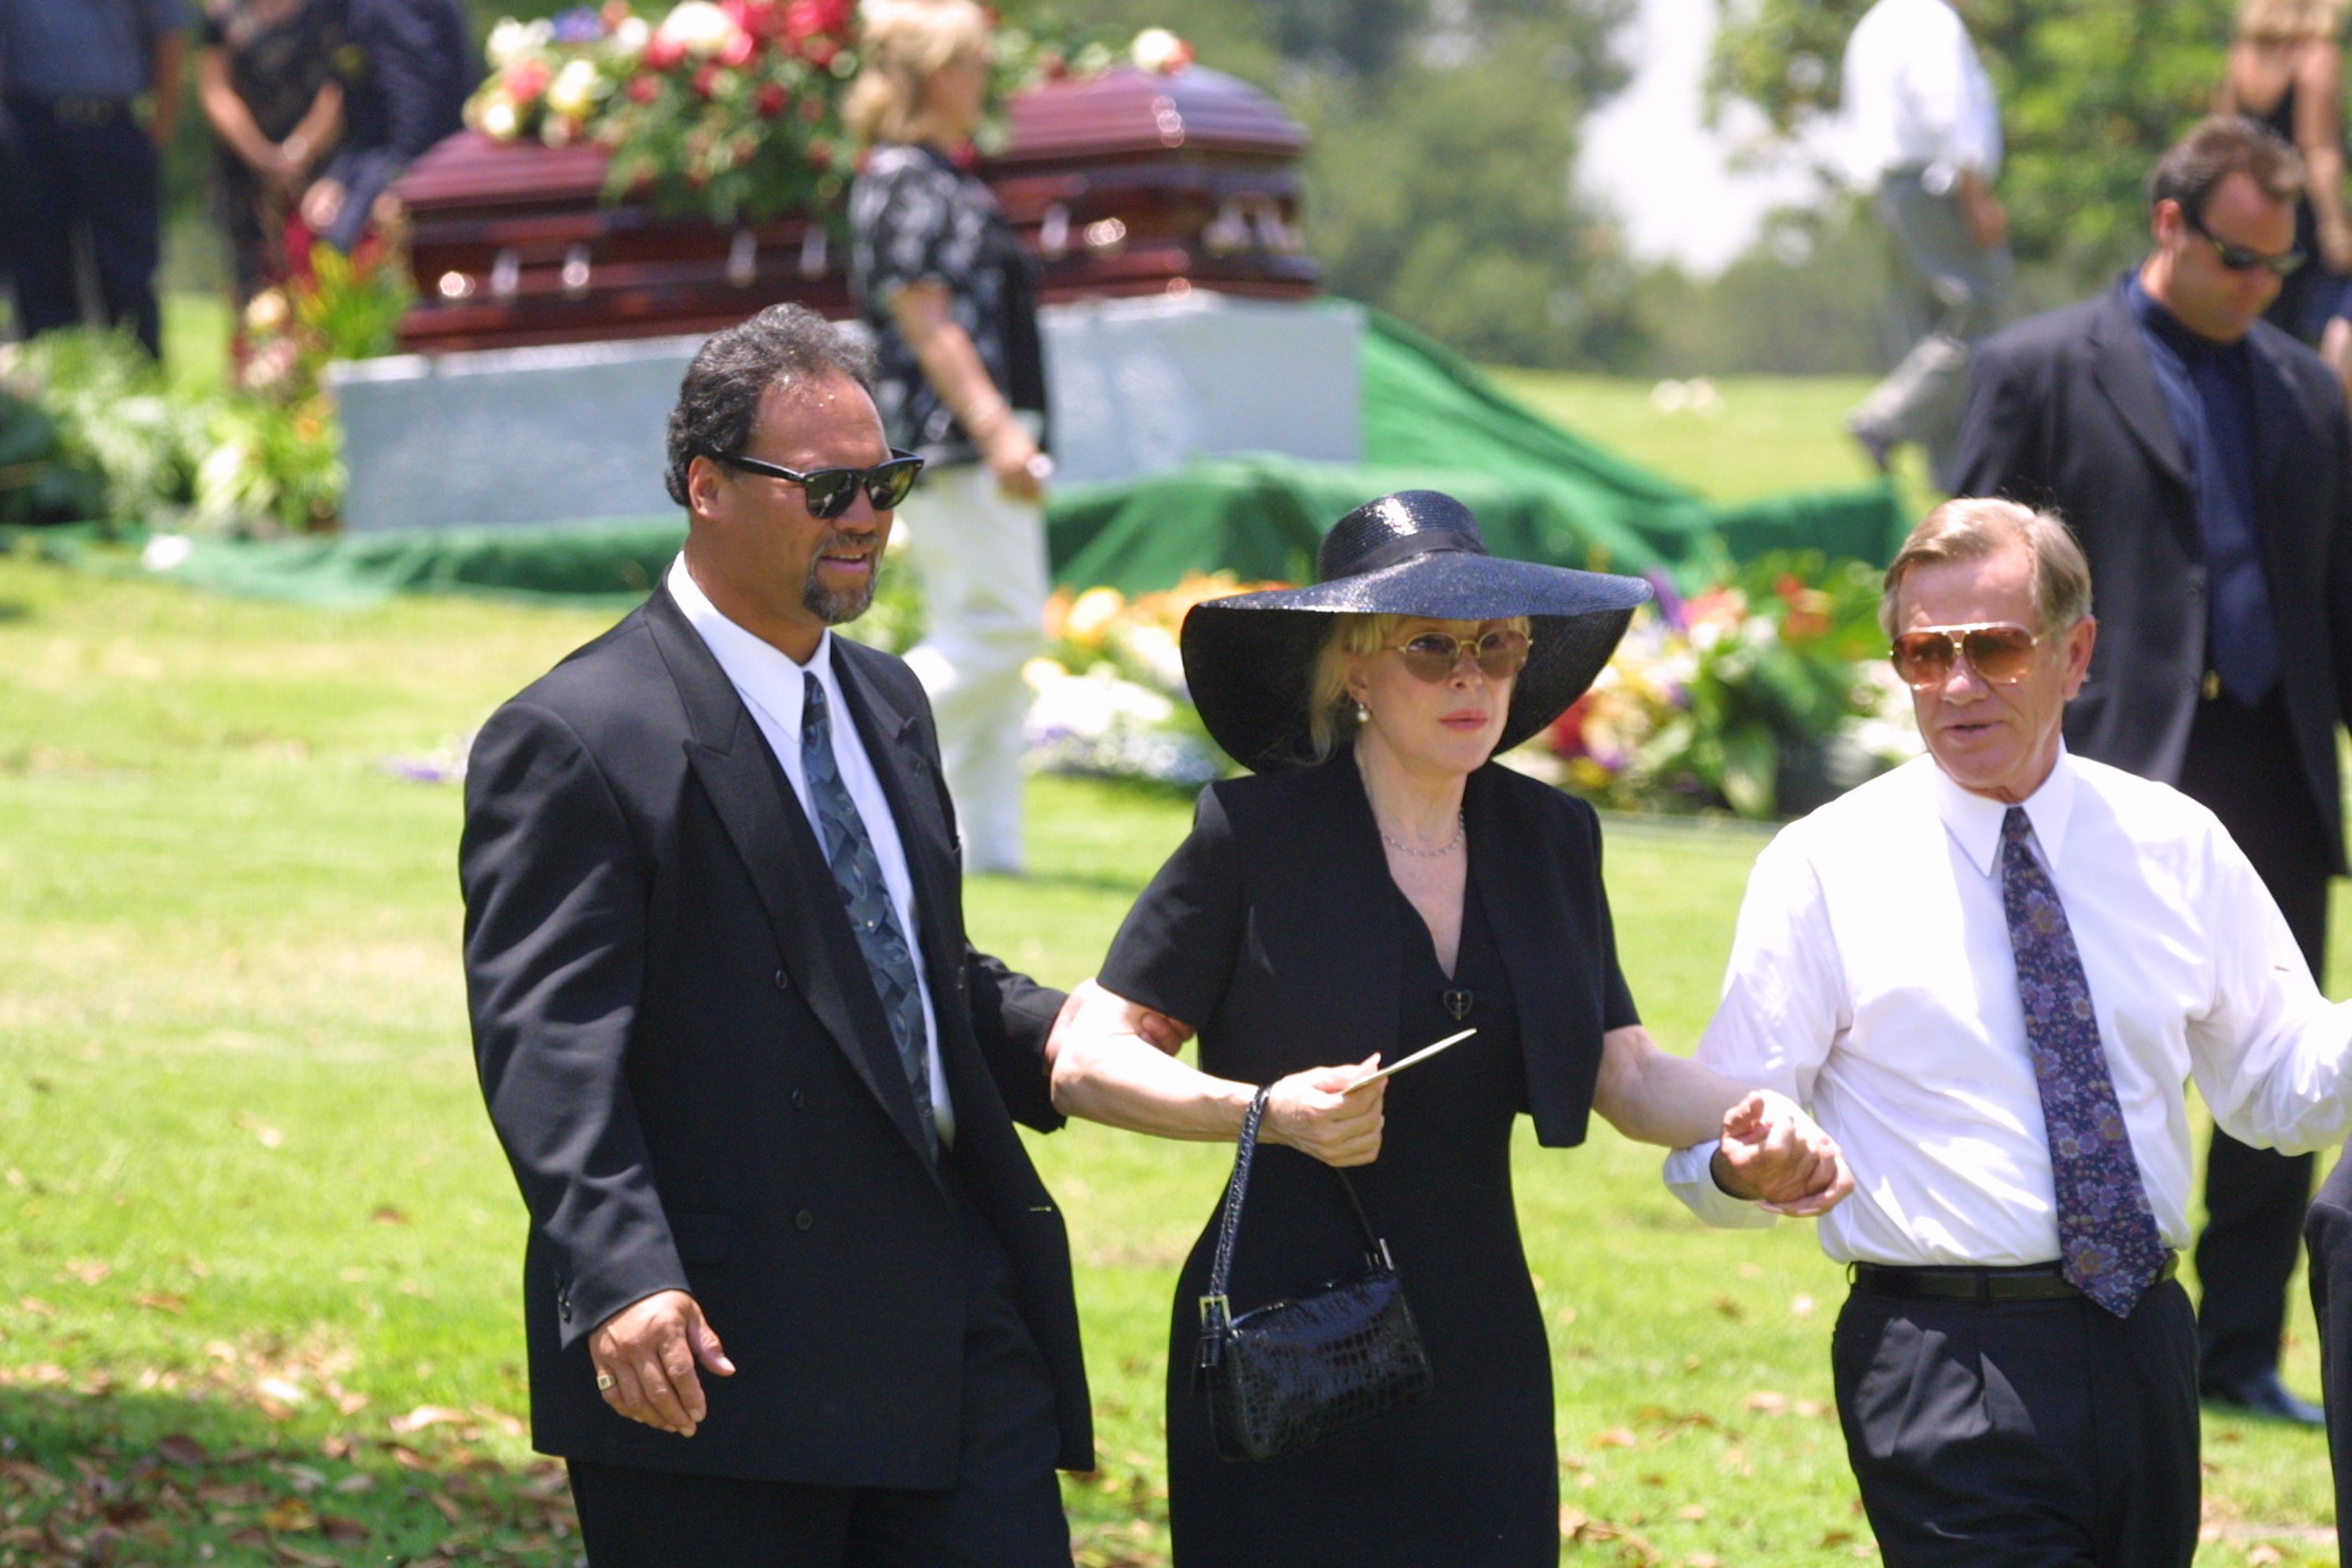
[1051,492,1850,1566]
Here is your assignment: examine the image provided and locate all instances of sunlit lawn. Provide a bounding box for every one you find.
[1,550,2344,1566]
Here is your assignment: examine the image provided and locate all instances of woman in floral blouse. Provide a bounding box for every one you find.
[846,0,1049,876]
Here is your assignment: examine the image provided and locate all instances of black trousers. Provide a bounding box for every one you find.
[1832,1278,2200,1566]
[2176,688,2334,1388]
[2306,1156,2352,1563]
[2,95,162,357]
[567,1157,1068,1568]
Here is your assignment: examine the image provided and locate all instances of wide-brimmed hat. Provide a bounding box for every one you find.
[1181,491,1653,773]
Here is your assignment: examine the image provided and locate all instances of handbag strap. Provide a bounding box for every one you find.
[1201,1086,1394,1339]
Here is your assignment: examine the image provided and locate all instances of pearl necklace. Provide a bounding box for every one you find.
[1377,811,1465,858]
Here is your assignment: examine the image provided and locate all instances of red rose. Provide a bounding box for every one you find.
[1042,52,1068,80]
[506,59,550,105]
[691,62,720,98]
[806,136,831,168]
[756,82,789,118]
[719,29,757,67]
[643,34,684,71]
[626,74,659,103]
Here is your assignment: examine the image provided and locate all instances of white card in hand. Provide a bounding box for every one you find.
[1345,1029,1476,1090]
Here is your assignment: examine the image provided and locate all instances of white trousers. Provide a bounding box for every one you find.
[899,463,1047,876]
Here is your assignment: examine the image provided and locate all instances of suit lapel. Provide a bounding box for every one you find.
[2088,287,2194,494]
[644,590,935,1165]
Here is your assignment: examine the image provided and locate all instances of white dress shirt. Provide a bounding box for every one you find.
[1664,750,2352,1264]
[1839,0,2003,191]
[667,556,955,1145]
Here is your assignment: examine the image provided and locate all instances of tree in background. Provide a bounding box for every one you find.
[1708,0,2234,274]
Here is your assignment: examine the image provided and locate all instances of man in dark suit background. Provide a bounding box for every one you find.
[1951,114,2352,1425]
[460,303,1090,1564]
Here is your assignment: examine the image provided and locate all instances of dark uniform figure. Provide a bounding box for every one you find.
[0,0,189,355]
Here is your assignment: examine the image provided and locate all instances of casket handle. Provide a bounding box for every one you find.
[562,244,593,299]
[1039,204,1070,260]
[730,229,759,288]
[490,248,521,303]
[797,226,828,279]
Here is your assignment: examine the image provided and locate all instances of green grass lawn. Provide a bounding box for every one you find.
[2,551,2346,1565]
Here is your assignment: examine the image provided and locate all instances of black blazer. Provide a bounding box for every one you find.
[459,585,1088,1486]
[1099,753,1639,1148]
[1950,279,2352,869]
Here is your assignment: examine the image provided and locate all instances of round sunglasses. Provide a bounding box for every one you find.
[713,448,925,518]
[1381,628,1534,683]
[1889,621,2041,689]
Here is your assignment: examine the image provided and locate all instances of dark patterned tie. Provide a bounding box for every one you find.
[2000,807,2167,1316]
[802,673,935,1154]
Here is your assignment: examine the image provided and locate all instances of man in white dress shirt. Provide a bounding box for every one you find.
[1664,497,2352,1565]
[1838,0,2013,485]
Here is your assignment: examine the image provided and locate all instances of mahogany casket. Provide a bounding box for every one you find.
[392,64,1314,353]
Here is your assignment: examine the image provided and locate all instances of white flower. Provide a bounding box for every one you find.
[486,18,532,67]
[612,16,651,53]
[478,95,521,140]
[657,1,742,56]
[1131,27,1192,73]
[141,534,194,572]
[547,58,604,118]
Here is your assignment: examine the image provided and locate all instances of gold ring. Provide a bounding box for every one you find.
[596,1372,615,1392]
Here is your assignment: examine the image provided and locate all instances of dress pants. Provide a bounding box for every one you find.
[2305,1154,2352,1562]
[898,462,1047,877]
[566,1154,1068,1568]
[2,96,162,358]
[1849,170,2012,488]
[2176,688,2333,1390]
[1832,1277,2200,1566]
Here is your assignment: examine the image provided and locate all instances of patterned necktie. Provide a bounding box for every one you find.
[801,673,935,1155]
[1999,807,2167,1316]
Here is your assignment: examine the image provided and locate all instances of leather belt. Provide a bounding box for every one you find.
[1849,1253,2179,1304]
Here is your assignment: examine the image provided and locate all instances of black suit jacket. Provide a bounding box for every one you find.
[459,584,1089,1486]
[1949,279,2352,870]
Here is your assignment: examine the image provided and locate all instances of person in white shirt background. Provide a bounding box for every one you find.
[1664,497,2352,1566]
[1838,0,2013,485]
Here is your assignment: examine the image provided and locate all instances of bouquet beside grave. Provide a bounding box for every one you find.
[1543,554,1920,819]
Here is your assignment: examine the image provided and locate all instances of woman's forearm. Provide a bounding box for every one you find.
[198,49,278,169]
[1050,1024,1256,1142]
[1589,1025,1747,1149]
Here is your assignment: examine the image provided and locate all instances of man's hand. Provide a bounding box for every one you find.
[1046,978,1193,1068]
[1711,1091,1853,1217]
[1958,169,2009,251]
[589,1290,735,1436]
[1264,1058,1387,1167]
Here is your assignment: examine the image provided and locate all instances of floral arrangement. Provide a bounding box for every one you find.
[1022,572,1267,788]
[470,2,858,227]
[467,6,1195,225]
[1543,554,1921,818]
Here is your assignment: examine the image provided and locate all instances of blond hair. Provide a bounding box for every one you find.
[842,0,992,146]
[2238,0,2344,43]
[1879,497,2093,638]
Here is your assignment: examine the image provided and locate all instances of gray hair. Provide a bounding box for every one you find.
[1879,497,2093,637]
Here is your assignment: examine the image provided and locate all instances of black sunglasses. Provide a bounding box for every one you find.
[2186,209,2304,278]
[712,448,925,517]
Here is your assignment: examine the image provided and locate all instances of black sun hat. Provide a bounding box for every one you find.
[1181,491,1653,773]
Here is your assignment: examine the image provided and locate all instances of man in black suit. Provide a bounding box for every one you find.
[461,304,1089,1564]
[1951,114,2352,1425]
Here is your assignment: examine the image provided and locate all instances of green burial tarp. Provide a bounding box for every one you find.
[141,304,1904,607]
[1048,310,1905,594]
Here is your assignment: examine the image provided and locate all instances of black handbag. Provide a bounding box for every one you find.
[1193,1086,1434,1462]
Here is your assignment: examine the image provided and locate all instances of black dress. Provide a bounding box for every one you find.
[1098,753,1638,1567]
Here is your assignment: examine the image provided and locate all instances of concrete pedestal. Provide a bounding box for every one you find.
[326,294,1362,532]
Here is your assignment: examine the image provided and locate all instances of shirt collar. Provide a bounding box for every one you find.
[1932,745,2078,877]
[666,554,836,734]
[2126,270,2243,366]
